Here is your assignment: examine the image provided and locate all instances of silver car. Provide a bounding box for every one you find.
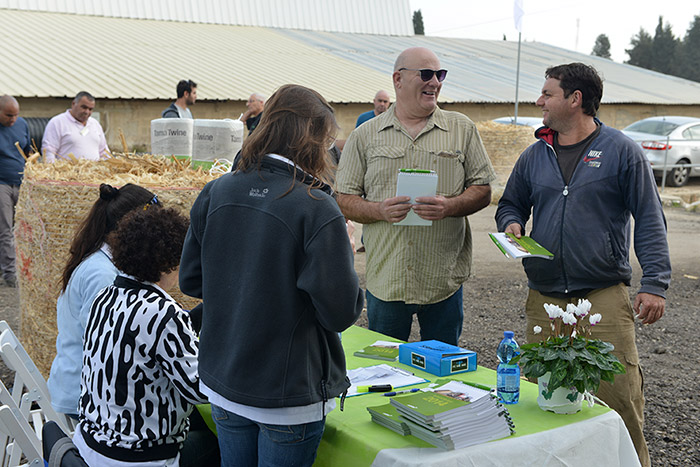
[492,116,543,129]
[622,116,700,187]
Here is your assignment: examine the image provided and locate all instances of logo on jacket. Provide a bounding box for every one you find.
[249,187,269,198]
[583,150,602,168]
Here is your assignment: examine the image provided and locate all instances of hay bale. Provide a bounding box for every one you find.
[16,154,218,377]
[476,121,537,189]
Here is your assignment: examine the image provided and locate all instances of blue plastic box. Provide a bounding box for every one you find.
[399,340,477,376]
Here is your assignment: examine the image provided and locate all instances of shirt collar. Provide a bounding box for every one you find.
[100,243,112,260]
[116,273,170,298]
[64,109,87,125]
[376,105,448,136]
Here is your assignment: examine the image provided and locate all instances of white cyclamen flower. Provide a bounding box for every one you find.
[566,303,581,317]
[562,312,577,326]
[589,313,602,326]
[576,299,592,317]
[544,303,564,320]
[533,325,542,334]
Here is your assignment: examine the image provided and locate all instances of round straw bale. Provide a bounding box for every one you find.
[16,154,217,377]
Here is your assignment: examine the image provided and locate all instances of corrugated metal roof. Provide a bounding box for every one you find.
[0,0,413,35]
[278,29,700,105]
[0,9,392,102]
[2,8,699,105]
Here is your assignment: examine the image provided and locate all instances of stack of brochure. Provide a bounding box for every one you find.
[367,403,411,436]
[353,340,401,361]
[388,380,514,450]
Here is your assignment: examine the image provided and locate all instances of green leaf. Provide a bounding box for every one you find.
[527,361,548,379]
[611,361,626,374]
[569,361,585,381]
[600,369,617,383]
[542,347,559,361]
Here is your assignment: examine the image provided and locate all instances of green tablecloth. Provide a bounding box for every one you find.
[313,325,612,466]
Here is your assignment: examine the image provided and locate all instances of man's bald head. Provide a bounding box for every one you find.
[393,47,439,72]
[373,90,391,115]
[0,95,19,127]
[392,47,443,119]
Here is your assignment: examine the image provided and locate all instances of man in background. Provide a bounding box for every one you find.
[496,62,670,467]
[0,95,31,287]
[355,90,390,127]
[336,47,495,346]
[162,79,197,119]
[241,93,265,135]
[42,92,110,162]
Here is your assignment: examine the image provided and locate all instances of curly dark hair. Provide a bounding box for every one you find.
[109,207,190,284]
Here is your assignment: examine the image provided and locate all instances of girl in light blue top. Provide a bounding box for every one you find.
[47,183,159,416]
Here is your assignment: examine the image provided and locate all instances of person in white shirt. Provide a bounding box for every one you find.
[42,91,110,163]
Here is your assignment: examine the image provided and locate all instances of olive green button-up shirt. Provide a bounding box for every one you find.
[336,105,496,304]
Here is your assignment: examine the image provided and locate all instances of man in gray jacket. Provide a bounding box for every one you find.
[496,62,670,467]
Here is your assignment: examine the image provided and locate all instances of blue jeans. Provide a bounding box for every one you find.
[366,286,463,345]
[211,404,325,467]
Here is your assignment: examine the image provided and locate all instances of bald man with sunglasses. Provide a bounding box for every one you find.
[336,47,496,345]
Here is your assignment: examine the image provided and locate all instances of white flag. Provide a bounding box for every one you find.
[513,0,524,32]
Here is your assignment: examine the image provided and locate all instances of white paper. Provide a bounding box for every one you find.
[346,364,428,396]
[395,171,438,226]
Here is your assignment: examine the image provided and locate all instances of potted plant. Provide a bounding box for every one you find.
[511,299,626,414]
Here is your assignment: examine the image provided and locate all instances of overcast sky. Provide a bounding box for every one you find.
[409,0,699,63]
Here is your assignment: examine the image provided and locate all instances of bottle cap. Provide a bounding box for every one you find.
[503,331,514,338]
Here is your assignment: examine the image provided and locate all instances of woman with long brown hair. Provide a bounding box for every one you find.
[180,84,363,467]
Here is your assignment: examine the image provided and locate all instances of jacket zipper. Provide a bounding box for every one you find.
[545,141,570,293]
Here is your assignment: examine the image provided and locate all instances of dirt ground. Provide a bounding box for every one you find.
[1,186,698,466]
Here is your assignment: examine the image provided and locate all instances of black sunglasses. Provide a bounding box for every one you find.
[398,68,448,82]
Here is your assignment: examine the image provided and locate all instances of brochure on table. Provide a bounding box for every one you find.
[354,340,401,361]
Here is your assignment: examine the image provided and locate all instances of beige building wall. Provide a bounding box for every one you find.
[16,97,700,153]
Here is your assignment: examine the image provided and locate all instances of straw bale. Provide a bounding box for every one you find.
[16,154,217,377]
[475,121,537,188]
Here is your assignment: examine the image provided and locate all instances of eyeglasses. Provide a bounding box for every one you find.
[398,68,448,82]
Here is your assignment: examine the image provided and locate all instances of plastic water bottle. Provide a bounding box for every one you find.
[497,331,520,404]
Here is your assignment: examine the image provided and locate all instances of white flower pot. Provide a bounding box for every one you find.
[537,372,583,414]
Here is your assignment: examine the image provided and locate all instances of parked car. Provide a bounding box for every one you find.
[622,116,700,187]
[492,116,543,129]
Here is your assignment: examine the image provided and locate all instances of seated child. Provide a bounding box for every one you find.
[73,206,216,466]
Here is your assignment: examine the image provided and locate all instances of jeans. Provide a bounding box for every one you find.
[211,404,325,467]
[366,286,463,345]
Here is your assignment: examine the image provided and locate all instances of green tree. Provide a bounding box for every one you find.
[591,34,612,59]
[675,14,700,82]
[413,10,424,35]
[625,28,654,69]
[651,16,679,74]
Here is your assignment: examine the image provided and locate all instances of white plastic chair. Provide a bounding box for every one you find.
[0,321,73,437]
[0,404,42,466]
